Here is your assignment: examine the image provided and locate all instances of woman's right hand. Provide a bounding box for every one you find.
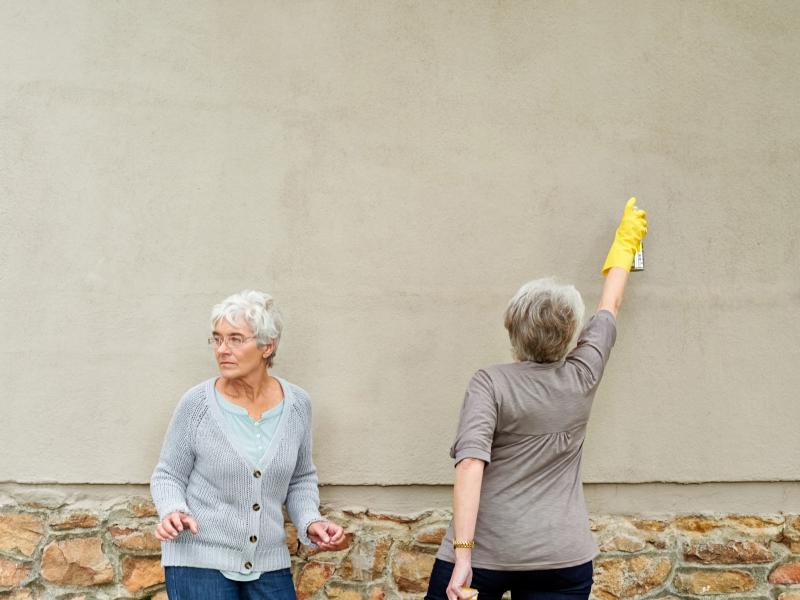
[155,512,199,541]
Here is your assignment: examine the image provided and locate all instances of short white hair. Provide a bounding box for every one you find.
[504,278,585,363]
[211,290,283,367]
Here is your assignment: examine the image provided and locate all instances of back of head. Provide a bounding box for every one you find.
[504,278,585,363]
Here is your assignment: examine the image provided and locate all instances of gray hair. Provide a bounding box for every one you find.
[504,278,585,363]
[211,290,283,367]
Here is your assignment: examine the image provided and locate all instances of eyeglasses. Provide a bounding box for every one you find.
[207,335,257,349]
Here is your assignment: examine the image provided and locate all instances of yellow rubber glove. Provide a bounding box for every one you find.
[601,197,648,275]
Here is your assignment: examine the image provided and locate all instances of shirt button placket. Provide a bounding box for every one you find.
[245,467,262,570]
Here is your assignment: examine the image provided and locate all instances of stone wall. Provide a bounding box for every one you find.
[1,492,799,600]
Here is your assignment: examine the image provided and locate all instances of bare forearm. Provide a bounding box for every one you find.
[452,458,485,563]
[597,267,629,318]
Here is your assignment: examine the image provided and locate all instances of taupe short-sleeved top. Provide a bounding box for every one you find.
[437,310,617,570]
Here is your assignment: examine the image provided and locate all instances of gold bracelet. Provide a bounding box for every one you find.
[453,540,475,549]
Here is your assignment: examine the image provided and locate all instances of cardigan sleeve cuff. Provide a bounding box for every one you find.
[153,498,192,521]
[296,515,325,547]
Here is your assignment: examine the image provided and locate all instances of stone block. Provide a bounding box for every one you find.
[296,562,335,600]
[339,536,392,581]
[673,569,756,594]
[630,519,669,532]
[592,556,672,600]
[599,534,647,553]
[725,516,784,541]
[109,525,161,553]
[780,516,800,553]
[783,539,800,554]
[675,517,722,534]
[726,515,784,528]
[599,518,670,550]
[368,586,385,600]
[684,541,773,564]
[391,547,436,593]
[0,590,35,600]
[0,557,32,588]
[50,512,100,531]
[325,583,367,600]
[777,593,800,600]
[0,514,45,557]
[768,561,800,584]
[40,537,114,586]
[415,526,447,546]
[367,510,429,525]
[129,498,159,518]
[122,556,165,592]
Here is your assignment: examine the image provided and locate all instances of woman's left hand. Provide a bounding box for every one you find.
[307,520,346,550]
[446,559,474,600]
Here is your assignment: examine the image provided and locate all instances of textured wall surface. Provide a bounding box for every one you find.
[1,1,799,490]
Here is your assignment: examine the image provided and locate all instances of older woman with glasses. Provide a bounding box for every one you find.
[425,199,648,600]
[151,290,344,600]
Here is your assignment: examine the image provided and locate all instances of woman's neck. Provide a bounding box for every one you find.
[221,369,272,404]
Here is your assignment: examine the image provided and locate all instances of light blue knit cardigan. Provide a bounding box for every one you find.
[151,378,323,573]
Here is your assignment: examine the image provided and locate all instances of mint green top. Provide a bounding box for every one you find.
[215,386,284,581]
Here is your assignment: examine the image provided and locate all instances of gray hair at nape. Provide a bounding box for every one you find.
[210,290,284,366]
[503,277,585,363]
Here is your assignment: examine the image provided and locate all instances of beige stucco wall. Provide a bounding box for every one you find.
[1,1,798,493]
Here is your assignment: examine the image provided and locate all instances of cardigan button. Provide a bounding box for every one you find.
[244,561,253,570]
[252,503,260,511]
[250,535,258,543]
[253,470,262,478]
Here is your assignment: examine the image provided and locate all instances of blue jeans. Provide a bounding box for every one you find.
[165,566,297,600]
[425,559,594,600]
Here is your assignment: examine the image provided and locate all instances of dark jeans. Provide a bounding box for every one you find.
[165,566,297,600]
[425,559,594,600]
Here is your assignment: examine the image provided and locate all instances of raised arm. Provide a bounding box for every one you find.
[597,267,629,318]
[598,198,648,318]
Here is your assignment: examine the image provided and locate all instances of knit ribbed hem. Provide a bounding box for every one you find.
[161,542,291,573]
[295,514,324,546]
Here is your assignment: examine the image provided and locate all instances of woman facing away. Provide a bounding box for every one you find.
[426,199,648,600]
[151,290,345,600]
